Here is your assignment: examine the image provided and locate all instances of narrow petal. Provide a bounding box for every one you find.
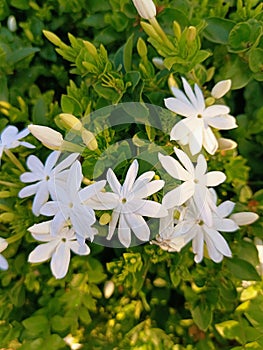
[122,160,138,197]
[211,79,231,99]
[40,201,60,216]
[194,185,213,226]
[125,213,150,241]
[118,214,131,247]
[0,255,8,270]
[205,233,224,263]
[107,168,121,195]
[18,183,39,198]
[132,180,165,198]
[217,200,235,218]
[50,212,67,236]
[28,241,58,263]
[28,221,52,235]
[207,114,237,130]
[1,126,18,144]
[203,105,230,117]
[194,83,205,111]
[203,125,218,155]
[19,141,35,149]
[51,243,71,279]
[163,181,195,208]
[205,171,226,187]
[17,127,30,139]
[204,226,232,257]
[164,97,196,117]
[85,192,119,210]
[171,86,191,104]
[195,154,207,178]
[79,180,106,203]
[70,207,96,238]
[54,153,79,173]
[45,151,60,173]
[32,184,49,216]
[170,119,191,142]
[70,241,90,255]
[158,153,192,181]
[182,78,200,111]
[107,210,120,240]
[213,217,239,232]
[230,212,259,226]
[192,228,204,263]
[174,147,195,175]
[67,161,82,197]
[188,122,203,155]
[132,199,167,217]
[20,172,43,183]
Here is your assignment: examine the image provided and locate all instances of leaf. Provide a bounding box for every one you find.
[225,257,261,281]
[7,47,40,65]
[22,315,49,335]
[215,320,243,342]
[249,48,263,73]
[61,95,83,115]
[204,17,235,44]
[123,33,134,72]
[191,302,213,331]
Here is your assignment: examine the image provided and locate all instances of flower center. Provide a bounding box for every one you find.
[197,114,202,118]
[45,175,50,181]
[121,198,127,204]
[61,238,67,243]
[69,202,73,208]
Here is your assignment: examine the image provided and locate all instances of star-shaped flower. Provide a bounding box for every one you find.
[40,160,106,243]
[19,151,79,216]
[0,238,8,271]
[159,147,226,225]
[165,78,237,155]
[0,125,35,160]
[28,221,90,279]
[86,159,167,248]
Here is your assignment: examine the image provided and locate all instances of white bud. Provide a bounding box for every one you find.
[28,125,63,150]
[152,57,165,69]
[7,15,17,32]
[132,0,156,20]
[103,280,115,299]
[218,137,237,151]
[230,212,259,226]
[211,79,231,99]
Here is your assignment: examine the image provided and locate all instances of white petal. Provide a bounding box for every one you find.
[118,214,131,247]
[50,212,67,236]
[217,200,235,218]
[28,221,52,235]
[67,161,82,197]
[230,212,259,226]
[211,79,231,99]
[125,213,150,241]
[194,83,205,111]
[28,241,58,263]
[85,192,119,210]
[195,154,207,178]
[204,233,224,263]
[107,168,121,194]
[79,180,106,203]
[188,121,203,155]
[194,185,214,226]
[203,105,230,117]
[164,97,196,117]
[70,207,95,238]
[182,78,200,111]
[0,255,8,270]
[51,243,71,279]
[204,226,232,258]
[170,119,191,142]
[20,172,43,183]
[17,127,30,139]
[40,201,60,216]
[158,153,192,181]
[213,217,239,232]
[163,181,195,208]
[122,160,138,197]
[205,171,226,187]
[18,183,39,198]
[132,180,165,198]
[0,238,8,252]
[32,183,49,216]
[1,126,18,144]
[203,126,218,155]
[70,241,90,255]
[218,138,237,151]
[54,152,79,173]
[45,151,60,172]
[174,147,195,175]
[107,210,120,240]
[206,114,237,130]
[132,199,167,217]
[19,141,35,149]
[192,227,204,263]
[171,86,190,104]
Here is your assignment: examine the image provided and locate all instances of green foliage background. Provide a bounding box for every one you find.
[0,0,262,349]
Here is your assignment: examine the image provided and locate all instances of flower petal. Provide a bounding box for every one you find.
[20,172,43,183]
[203,105,230,117]
[79,180,106,203]
[118,214,131,248]
[107,210,120,240]
[170,118,191,142]
[132,180,165,198]
[207,114,237,130]
[188,121,203,155]
[122,160,138,197]
[54,152,79,173]
[125,213,150,241]
[28,241,58,263]
[217,200,235,218]
[203,125,218,155]
[26,154,44,173]
[174,147,195,175]
[0,255,8,270]
[211,79,231,99]
[230,212,259,226]
[51,242,70,279]
[205,171,226,187]
[45,151,60,172]
[195,154,207,178]
[164,97,196,117]
[107,168,121,195]
[70,241,90,255]
[204,226,232,258]
[40,201,60,216]
[32,183,49,216]
[163,181,195,208]
[212,217,239,232]
[192,228,204,263]
[132,199,167,217]
[18,183,39,198]
[158,153,192,181]
[85,192,119,210]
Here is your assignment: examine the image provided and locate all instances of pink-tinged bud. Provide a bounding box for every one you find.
[218,138,237,151]
[132,0,156,20]
[211,79,231,99]
[28,125,63,150]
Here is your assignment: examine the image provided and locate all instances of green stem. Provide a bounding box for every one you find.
[149,17,175,51]
[4,149,25,172]
[6,231,24,244]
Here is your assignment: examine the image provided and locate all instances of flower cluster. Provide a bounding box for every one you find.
[0,74,259,279]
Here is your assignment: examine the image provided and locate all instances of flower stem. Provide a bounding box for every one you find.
[4,149,25,172]
[149,17,175,50]
[6,231,24,244]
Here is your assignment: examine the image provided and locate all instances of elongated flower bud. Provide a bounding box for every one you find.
[59,113,82,131]
[211,79,231,99]
[81,129,98,151]
[132,0,156,20]
[28,125,63,150]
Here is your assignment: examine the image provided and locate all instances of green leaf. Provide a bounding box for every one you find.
[10,0,29,10]
[78,307,92,325]
[215,320,243,342]
[191,302,213,331]
[204,17,235,44]
[61,95,83,115]
[123,33,134,72]
[22,315,49,335]
[225,258,261,281]
[7,47,40,65]
[228,20,261,52]
[249,48,263,73]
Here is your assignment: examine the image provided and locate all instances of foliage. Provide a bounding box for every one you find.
[0,0,262,349]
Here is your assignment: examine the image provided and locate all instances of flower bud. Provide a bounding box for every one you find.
[152,57,165,69]
[99,213,112,226]
[81,129,98,151]
[132,0,156,20]
[7,15,17,32]
[103,280,115,299]
[173,21,181,40]
[218,138,237,151]
[186,26,196,42]
[211,79,231,99]
[28,125,63,150]
[230,212,259,226]
[59,113,83,131]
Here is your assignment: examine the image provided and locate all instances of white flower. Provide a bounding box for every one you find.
[28,125,63,150]
[165,77,237,155]
[158,147,226,226]
[0,125,35,160]
[86,159,167,248]
[172,199,234,263]
[132,0,156,20]
[40,160,106,243]
[28,221,90,279]
[0,238,8,271]
[211,79,231,99]
[19,151,79,216]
